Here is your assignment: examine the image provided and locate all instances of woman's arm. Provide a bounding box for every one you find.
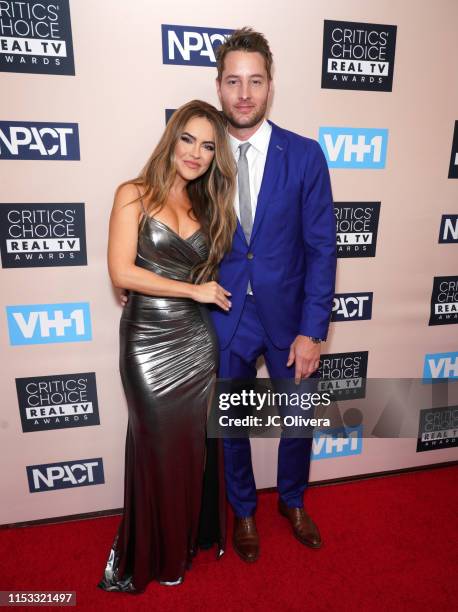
[107,183,231,310]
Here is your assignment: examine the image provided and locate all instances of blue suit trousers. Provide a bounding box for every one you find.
[219,295,313,518]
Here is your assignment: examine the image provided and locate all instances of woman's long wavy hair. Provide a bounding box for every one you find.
[121,100,236,283]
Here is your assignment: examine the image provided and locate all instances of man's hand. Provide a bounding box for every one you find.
[286,335,321,384]
[119,289,128,307]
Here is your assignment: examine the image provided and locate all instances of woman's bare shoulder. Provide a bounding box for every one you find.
[113,181,144,211]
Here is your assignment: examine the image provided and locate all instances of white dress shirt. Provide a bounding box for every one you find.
[229,119,272,222]
[229,119,272,294]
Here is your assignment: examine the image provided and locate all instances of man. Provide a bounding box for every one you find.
[210,28,336,563]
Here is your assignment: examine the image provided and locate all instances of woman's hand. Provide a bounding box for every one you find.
[191,281,232,311]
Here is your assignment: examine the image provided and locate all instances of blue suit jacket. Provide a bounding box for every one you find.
[210,121,336,350]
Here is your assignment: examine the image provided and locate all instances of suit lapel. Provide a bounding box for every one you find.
[234,218,246,244]
[250,122,288,244]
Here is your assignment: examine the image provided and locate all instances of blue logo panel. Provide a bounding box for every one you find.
[161,24,233,66]
[319,127,388,168]
[312,426,363,459]
[6,302,92,345]
[0,121,80,160]
[423,351,458,382]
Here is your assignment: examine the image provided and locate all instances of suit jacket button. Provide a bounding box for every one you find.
[247,252,254,260]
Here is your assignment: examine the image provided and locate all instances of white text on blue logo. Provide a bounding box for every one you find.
[6,302,92,345]
[423,352,458,380]
[161,25,233,66]
[319,127,388,168]
[312,426,363,459]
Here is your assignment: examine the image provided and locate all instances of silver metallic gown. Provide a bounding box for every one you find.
[98,215,225,593]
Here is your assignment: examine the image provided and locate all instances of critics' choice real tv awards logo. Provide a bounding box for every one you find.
[332,292,373,322]
[0,121,79,160]
[161,24,233,66]
[449,121,458,179]
[423,352,458,381]
[6,302,92,345]
[429,276,458,326]
[321,20,397,92]
[27,457,104,492]
[0,203,87,268]
[0,0,75,75]
[319,127,388,169]
[317,351,369,400]
[334,202,380,258]
[416,406,458,452]
[16,372,99,432]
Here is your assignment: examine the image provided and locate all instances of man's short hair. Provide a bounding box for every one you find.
[216,27,273,81]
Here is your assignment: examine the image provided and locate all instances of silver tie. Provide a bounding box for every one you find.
[238,142,253,243]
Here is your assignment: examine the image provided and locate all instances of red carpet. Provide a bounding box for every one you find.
[1,465,456,611]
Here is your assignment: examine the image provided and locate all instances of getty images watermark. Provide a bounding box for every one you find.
[208,379,336,438]
[218,387,331,429]
[207,378,458,442]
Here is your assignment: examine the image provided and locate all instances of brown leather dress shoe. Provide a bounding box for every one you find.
[278,500,322,549]
[233,516,260,563]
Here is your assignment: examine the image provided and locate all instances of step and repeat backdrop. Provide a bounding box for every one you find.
[1,0,457,525]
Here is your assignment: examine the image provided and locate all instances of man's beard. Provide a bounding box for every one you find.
[221,100,268,130]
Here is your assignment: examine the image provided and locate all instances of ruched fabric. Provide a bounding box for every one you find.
[98,216,225,592]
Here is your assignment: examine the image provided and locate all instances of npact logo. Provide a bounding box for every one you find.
[332,292,373,322]
[0,121,80,160]
[448,121,458,179]
[161,24,232,66]
[27,457,104,492]
[439,214,458,244]
[319,127,388,168]
[6,302,92,345]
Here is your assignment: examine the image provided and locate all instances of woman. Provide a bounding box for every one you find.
[98,100,237,592]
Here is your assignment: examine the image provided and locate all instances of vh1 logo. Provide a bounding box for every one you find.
[423,352,458,381]
[319,127,388,168]
[6,302,92,345]
[312,426,363,459]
